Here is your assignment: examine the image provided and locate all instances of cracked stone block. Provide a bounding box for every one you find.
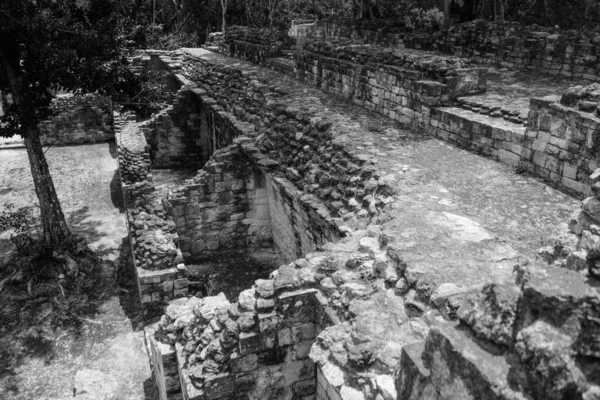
[422,322,528,400]
[458,283,521,347]
[517,263,600,360]
[514,320,584,400]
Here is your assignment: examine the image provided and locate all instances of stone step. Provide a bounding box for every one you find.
[429,106,527,168]
[455,96,528,125]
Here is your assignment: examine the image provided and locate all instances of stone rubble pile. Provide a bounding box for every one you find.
[180,57,394,225]
[304,40,474,80]
[221,26,294,65]
[560,83,600,117]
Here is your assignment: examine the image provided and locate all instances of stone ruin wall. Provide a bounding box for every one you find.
[219,26,295,65]
[109,43,600,400]
[292,19,600,82]
[115,107,189,321]
[38,94,114,146]
[294,41,487,130]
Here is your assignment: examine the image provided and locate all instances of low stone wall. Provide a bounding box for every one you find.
[220,26,294,65]
[519,95,599,195]
[427,107,527,168]
[295,41,486,130]
[407,20,600,81]
[291,19,600,82]
[38,94,114,146]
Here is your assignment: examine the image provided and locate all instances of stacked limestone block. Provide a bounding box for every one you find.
[520,84,600,196]
[426,106,527,167]
[124,181,187,319]
[38,94,114,146]
[295,40,486,129]
[221,26,294,66]
[151,228,440,400]
[564,168,600,279]
[180,59,396,224]
[405,20,600,81]
[396,261,600,400]
[141,107,203,169]
[294,18,600,81]
[115,118,188,321]
[117,123,152,185]
[168,145,274,261]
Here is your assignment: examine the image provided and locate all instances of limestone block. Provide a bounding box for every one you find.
[423,322,526,400]
[457,283,520,347]
[239,331,275,355]
[204,373,235,399]
[277,289,318,326]
[291,323,316,343]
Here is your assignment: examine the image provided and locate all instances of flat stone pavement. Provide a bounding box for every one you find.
[184,48,580,290]
[0,143,153,400]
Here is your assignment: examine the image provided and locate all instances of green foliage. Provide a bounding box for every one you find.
[399,5,445,32]
[0,203,39,254]
[121,70,176,119]
[0,0,143,138]
[505,0,600,30]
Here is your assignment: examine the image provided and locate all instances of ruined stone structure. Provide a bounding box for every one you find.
[103,22,600,400]
[38,94,114,146]
[291,19,600,82]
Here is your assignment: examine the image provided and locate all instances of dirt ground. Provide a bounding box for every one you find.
[0,143,155,400]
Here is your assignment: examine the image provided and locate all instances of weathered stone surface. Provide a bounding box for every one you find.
[458,283,521,347]
[239,288,257,311]
[514,320,583,400]
[396,342,443,400]
[422,322,527,400]
[74,369,120,400]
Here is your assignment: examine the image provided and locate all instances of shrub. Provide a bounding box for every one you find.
[0,203,39,254]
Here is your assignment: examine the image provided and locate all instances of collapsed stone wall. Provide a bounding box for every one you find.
[152,204,600,400]
[180,55,391,226]
[220,25,294,65]
[292,19,600,82]
[38,94,114,146]
[295,41,486,130]
[116,116,188,320]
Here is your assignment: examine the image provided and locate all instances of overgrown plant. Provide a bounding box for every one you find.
[0,203,40,254]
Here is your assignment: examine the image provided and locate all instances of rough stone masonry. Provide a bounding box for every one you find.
[102,24,600,400]
[124,43,600,400]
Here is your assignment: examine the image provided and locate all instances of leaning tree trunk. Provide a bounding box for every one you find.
[23,127,72,247]
[1,49,72,249]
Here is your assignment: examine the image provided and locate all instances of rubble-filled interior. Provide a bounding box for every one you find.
[107,22,600,400]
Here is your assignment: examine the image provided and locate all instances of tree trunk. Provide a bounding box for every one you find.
[497,0,505,22]
[221,0,228,33]
[24,128,72,247]
[0,50,71,249]
[443,0,452,27]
